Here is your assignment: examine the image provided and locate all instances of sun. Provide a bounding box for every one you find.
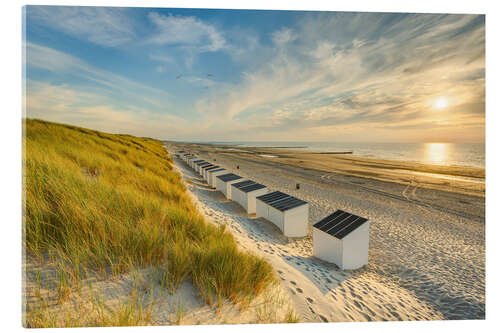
[434,97,449,109]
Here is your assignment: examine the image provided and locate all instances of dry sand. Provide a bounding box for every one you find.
[170,143,485,322]
[23,254,294,326]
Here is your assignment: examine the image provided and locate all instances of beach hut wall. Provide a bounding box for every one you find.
[190,158,202,168]
[174,150,185,157]
[193,159,206,170]
[215,173,244,199]
[312,210,370,270]
[195,161,210,173]
[256,191,309,237]
[202,165,219,180]
[200,164,215,177]
[256,191,290,220]
[198,162,213,175]
[231,181,268,214]
[207,168,227,187]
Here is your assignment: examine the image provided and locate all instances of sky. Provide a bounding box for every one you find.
[23,6,485,143]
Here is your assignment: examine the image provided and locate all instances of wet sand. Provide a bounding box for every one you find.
[168,142,485,321]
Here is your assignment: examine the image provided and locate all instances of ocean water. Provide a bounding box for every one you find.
[205,141,485,169]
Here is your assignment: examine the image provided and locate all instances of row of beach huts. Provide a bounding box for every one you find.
[174,149,370,270]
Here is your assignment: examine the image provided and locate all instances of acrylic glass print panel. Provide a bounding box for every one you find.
[22,5,485,328]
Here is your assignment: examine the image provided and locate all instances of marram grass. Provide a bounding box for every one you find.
[23,119,276,327]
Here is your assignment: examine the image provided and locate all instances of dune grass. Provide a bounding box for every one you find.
[23,118,276,327]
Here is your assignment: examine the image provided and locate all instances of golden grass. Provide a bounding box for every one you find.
[23,118,276,327]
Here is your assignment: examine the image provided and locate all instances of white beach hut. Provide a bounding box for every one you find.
[312,210,370,270]
[185,155,196,167]
[189,157,201,168]
[207,168,227,187]
[193,159,202,170]
[215,173,244,199]
[231,180,268,214]
[195,161,210,173]
[256,191,309,237]
[202,165,219,180]
[198,163,213,176]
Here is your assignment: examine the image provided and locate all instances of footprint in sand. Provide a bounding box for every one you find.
[290,281,297,286]
[306,297,314,304]
[308,306,316,314]
[296,288,303,294]
[319,314,329,322]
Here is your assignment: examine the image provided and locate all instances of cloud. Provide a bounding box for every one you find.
[25,80,188,139]
[147,12,226,52]
[27,6,135,47]
[272,28,297,47]
[25,42,171,112]
[149,54,176,63]
[193,13,484,142]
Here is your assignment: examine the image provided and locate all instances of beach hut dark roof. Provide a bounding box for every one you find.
[216,173,242,182]
[194,160,207,165]
[204,165,219,172]
[232,180,256,189]
[269,196,307,212]
[197,162,211,167]
[209,167,225,173]
[240,183,266,193]
[200,163,214,169]
[313,210,368,239]
[256,191,290,204]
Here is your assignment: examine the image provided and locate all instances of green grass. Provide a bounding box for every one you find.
[23,118,276,327]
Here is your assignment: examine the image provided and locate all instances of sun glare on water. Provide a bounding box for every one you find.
[425,142,449,165]
[434,97,449,109]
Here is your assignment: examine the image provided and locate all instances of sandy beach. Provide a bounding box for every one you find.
[168,142,485,322]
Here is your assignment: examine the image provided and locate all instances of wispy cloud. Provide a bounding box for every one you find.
[24,8,485,142]
[27,6,135,47]
[193,13,484,141]
[25,80,187,138]
[25,42,171,112]
[147,12,226,52]
[149,54,176,63]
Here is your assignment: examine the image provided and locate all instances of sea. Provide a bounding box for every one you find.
[201,141,485,169]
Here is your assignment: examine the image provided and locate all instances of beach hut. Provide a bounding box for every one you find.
[256,191,309,237]
[195,161,210,173]
[202,165,219,180]
[199,163,213,176]
[174,150,185,157]
[215,173,244,199]
[231,180,268,214]
[190,158,202,169]
[187,156,200,168]
[200,164,216,179]
[312,210,370,270]
[207,168,227,187]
